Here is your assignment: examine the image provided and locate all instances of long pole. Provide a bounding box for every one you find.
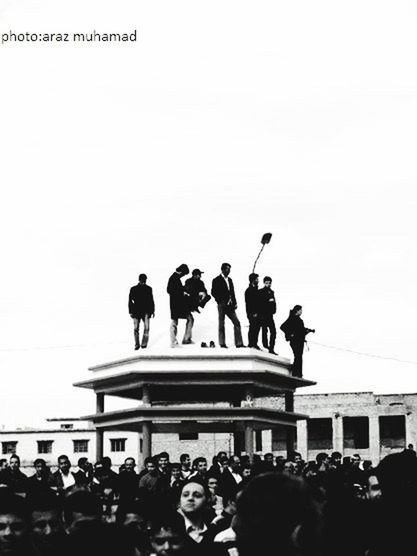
[252,244,265,273]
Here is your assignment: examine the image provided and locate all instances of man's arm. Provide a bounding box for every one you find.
[149,286,155,317]
[128,287,135,316]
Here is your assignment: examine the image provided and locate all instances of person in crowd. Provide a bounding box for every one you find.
[148,510,194,556]
[258,275,278,354]
[240,465,252,486]
[280,305,315,377]
[118,458,139,509]
[211,263,244,349]
[118,499,150,555]
[179,455,192,481]
[137,457,157,481]
[206,476,223,518]
[30,492,66,556]
[49,455,78,495]
[63,522,133,556]
[169,464,184,507]
[63,490,102,534]
[283,460,297,475]
[244,273,261,349]
[73,458,93,487]
[0,455,28,496]
[128,273,155,350]
[185,269,211,313]
[167,264,193,347]
[330,451,342,468]
[0,461,8,473]
[262,452,275,472]
[26,460,52,500]
[0,492,33,556]
[234,472,322,556]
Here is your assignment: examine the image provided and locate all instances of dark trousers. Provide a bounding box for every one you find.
[290,339,304,377]
[217,303,243,347]
[248,315,261,347]
[261,316,276,351]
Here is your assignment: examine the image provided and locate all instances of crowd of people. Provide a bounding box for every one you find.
[0,446,415,555]
[129,263,315,376]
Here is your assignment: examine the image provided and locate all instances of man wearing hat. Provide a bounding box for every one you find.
[185,269,211,313]
[167,264,193,347]
[128,273,155,350]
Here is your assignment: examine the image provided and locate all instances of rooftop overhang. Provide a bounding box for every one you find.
[82,406,308,433]
[74,370,314,402]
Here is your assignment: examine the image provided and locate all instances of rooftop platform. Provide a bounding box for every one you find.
[74,348,315,403]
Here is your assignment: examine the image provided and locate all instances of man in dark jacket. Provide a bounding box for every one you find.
[185,269,211,313]
[211,263,244,348]
[244,273,261,349]
[0,454,28,495]
[167,264,193,347]
[128,273,155,350]
[258,276,277,354]
[280,305,314,377]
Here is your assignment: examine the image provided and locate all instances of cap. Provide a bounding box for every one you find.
[192,268,204,276]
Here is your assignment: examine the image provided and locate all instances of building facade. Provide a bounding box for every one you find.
[1,392,416,470]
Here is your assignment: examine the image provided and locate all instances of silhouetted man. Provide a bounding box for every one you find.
[258,276,277,354]
[280,305,314,377]
[185,269,211,313]
[167,264,193,347]
[211,263,244,348]
[245,273,261,349]
[128,273,155,350]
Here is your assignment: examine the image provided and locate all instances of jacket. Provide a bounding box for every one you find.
[128,283,155,317]
[211,275,237,308]
[167,272,190,319]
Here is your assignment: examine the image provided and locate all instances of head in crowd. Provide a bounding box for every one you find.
[241,465,252,480]
[158,453,170,473]
[144,457,157,474]
[118,500,149,554]
[366,471,382,502]
[123,457,136,473]
[63,490,102,534]
[101,457,113,470]
[138,273,147,284]
[8,456,20,473]
[234,473,322,556]
[330,452,342,467]
[248,273,259,287]
[229,455,240,473]
[0,492,31,556]
[57,455,71,475]
[179,479,210,522]
[175,264,189,277]
[149,511,188,556]
[284,461,296,475]
[77,458,90,473]
[192,458,207,478]
[33,459,48,479]
[179,454,190,470]
[376,450,417,500]
[351,454,361,467]
[206,476,218,497]
[170,464,182,482]
[316,453,329,469]
[30,492,65,555]
[290,305,303,316]
[263,276,272,288]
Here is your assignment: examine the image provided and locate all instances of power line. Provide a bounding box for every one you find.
[309,340,417,366]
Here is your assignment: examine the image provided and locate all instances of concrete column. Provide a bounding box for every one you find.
[297,420,308,461]
[244,423,254,459]
[95,393,105,461]
[405,412,416,449]
[142,384,151,405]
[333,414,344,454]
[142,421,152,461]
[369,416,380,465]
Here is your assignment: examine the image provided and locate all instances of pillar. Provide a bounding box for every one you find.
[95,393,104,461]
[142,421,152,461]
[369,415,380,465]
[333,413,344,454]
[285,392,295,457]
[297,420,308,461]
[140,384,152,463]
[244,422,254,459]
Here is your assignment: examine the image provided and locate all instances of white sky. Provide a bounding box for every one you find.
[1,0,416,428]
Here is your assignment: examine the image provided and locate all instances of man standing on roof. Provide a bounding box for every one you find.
[128,273,155,350]
[167,264,193,347]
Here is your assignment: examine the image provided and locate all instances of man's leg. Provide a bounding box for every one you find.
[133,318,140,349]
[182,313,194,343]
[170,319,179,347]
[261,318,269,349]
[226,307,244,347]
[141,315,150,348]
[218,304,227,346]
[290,340,304,376]
[269,318,277,353]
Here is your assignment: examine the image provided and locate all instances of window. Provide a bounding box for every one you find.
[178,432,199,441]
[379,415,406,449]
[307,418,333,450]
[272,426,296,451]
[73,440,89,453]
[60,424,74,430]
[255,430,263,452]
[343,417,369,449]
[110,438,126,452]
[2,442,17,455]
[37,441,53,454]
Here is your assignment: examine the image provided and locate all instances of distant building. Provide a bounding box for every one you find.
[1,392,416,470]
